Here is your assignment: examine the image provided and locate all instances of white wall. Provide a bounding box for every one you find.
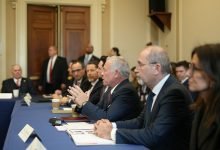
[110,0,150,67]
[181,0,220,60]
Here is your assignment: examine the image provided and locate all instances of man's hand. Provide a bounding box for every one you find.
[67,85,89,106]
[94,119,113,139]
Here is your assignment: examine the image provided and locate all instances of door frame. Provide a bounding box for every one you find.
[15,0,102,77]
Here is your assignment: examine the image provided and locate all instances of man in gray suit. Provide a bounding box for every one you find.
[94,46,193,150]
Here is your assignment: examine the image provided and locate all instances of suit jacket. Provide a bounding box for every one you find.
[190,106,220,150]
[81,79,142,122]
[75,79,103,113]
[39,56,68,93]
[115,75,193,150]
[78,54,99,65]
[64,76,91,96]
[1,78,37,96]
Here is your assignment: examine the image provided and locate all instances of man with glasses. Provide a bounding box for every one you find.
[94,46,193,150]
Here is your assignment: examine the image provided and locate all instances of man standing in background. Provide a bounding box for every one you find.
[38,46,68,94]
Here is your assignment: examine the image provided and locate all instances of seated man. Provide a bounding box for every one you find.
[53,60,91,104]
[74,61,103,113]
[68,56,142,122]
[94,46,193,150]
[1,64,37,96]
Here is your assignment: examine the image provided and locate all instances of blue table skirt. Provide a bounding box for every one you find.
[3,100,148,150]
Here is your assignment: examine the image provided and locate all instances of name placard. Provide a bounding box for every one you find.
[18,124,34,142]
[26,137,46,150]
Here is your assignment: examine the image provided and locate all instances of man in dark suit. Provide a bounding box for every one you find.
[94,46,193,150]
[52,60,91,104]
[1,64,37,96]
[74,61,103,113]
[176,60,198,100]
[68,56,141,122]
[38,46,68,94]
[78,43,99,66]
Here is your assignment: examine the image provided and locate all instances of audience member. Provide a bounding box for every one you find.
[189,43,220,150]
[68,56,141,122]
[74,61,103,113]
[38,46,68,94]
[176,60,198,100]
[94,45,193,150]
[1,64,37,96]
[53,60,91,105]
[110,47,120,56]
[78,43,99,66]
[129,66,139,89]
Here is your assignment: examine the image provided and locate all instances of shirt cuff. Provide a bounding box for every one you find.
[110,127,117,143]
[112,122,117,128]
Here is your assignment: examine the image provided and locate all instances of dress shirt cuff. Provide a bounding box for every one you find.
[110,127,117,143]
[112,122,117,128]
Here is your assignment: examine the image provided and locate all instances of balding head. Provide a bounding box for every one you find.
[136,46,170,89]
[11,64,22,79]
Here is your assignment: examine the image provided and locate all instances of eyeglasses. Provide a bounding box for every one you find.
[136,61,157,68]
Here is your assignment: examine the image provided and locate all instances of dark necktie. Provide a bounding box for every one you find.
[99,87,111,110]
[146,91,155,113]
[144,91,155,126]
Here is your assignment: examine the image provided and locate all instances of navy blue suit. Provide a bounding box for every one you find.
[115,75,193,150]
[1,78,37,96]
[81,79,141,121]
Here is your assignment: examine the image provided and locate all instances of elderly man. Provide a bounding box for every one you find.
[94,46,193,150]
[68,56,141,122]
[1,64,37,96]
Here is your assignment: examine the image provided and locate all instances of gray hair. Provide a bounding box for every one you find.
[147,46,171,74]
[107,56,130,78]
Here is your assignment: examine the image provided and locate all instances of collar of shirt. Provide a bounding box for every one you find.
[151,74,170,110]
[51,55,57,65]
[13,78,21,84]
[91,79,99,86]
[85,54,92,61]
[181,77,189,84]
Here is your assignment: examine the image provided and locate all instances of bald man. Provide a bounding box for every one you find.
[1,64,37,96]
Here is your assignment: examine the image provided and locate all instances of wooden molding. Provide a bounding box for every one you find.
[149,12,172,32]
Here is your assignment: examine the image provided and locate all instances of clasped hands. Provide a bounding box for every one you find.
[94,119,113,140]
[67,85,89,107]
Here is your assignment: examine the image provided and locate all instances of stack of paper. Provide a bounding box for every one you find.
[66,122,114,146]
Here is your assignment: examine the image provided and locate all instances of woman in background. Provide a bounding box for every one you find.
[189,43,220,150]
[110,47,120,56]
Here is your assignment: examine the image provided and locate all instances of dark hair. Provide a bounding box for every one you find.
[175,60,190,70]
[72,60,85,69]
[191,43,220,127]
[99,55,108,66]
[87,60,99,68]
[112,47,120,56]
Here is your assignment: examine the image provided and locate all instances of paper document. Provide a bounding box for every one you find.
[66,122,114,146]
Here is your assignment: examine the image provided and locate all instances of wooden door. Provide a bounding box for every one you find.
[27,5,56,80]
[61,6,90,63]
[27,5,90,84]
